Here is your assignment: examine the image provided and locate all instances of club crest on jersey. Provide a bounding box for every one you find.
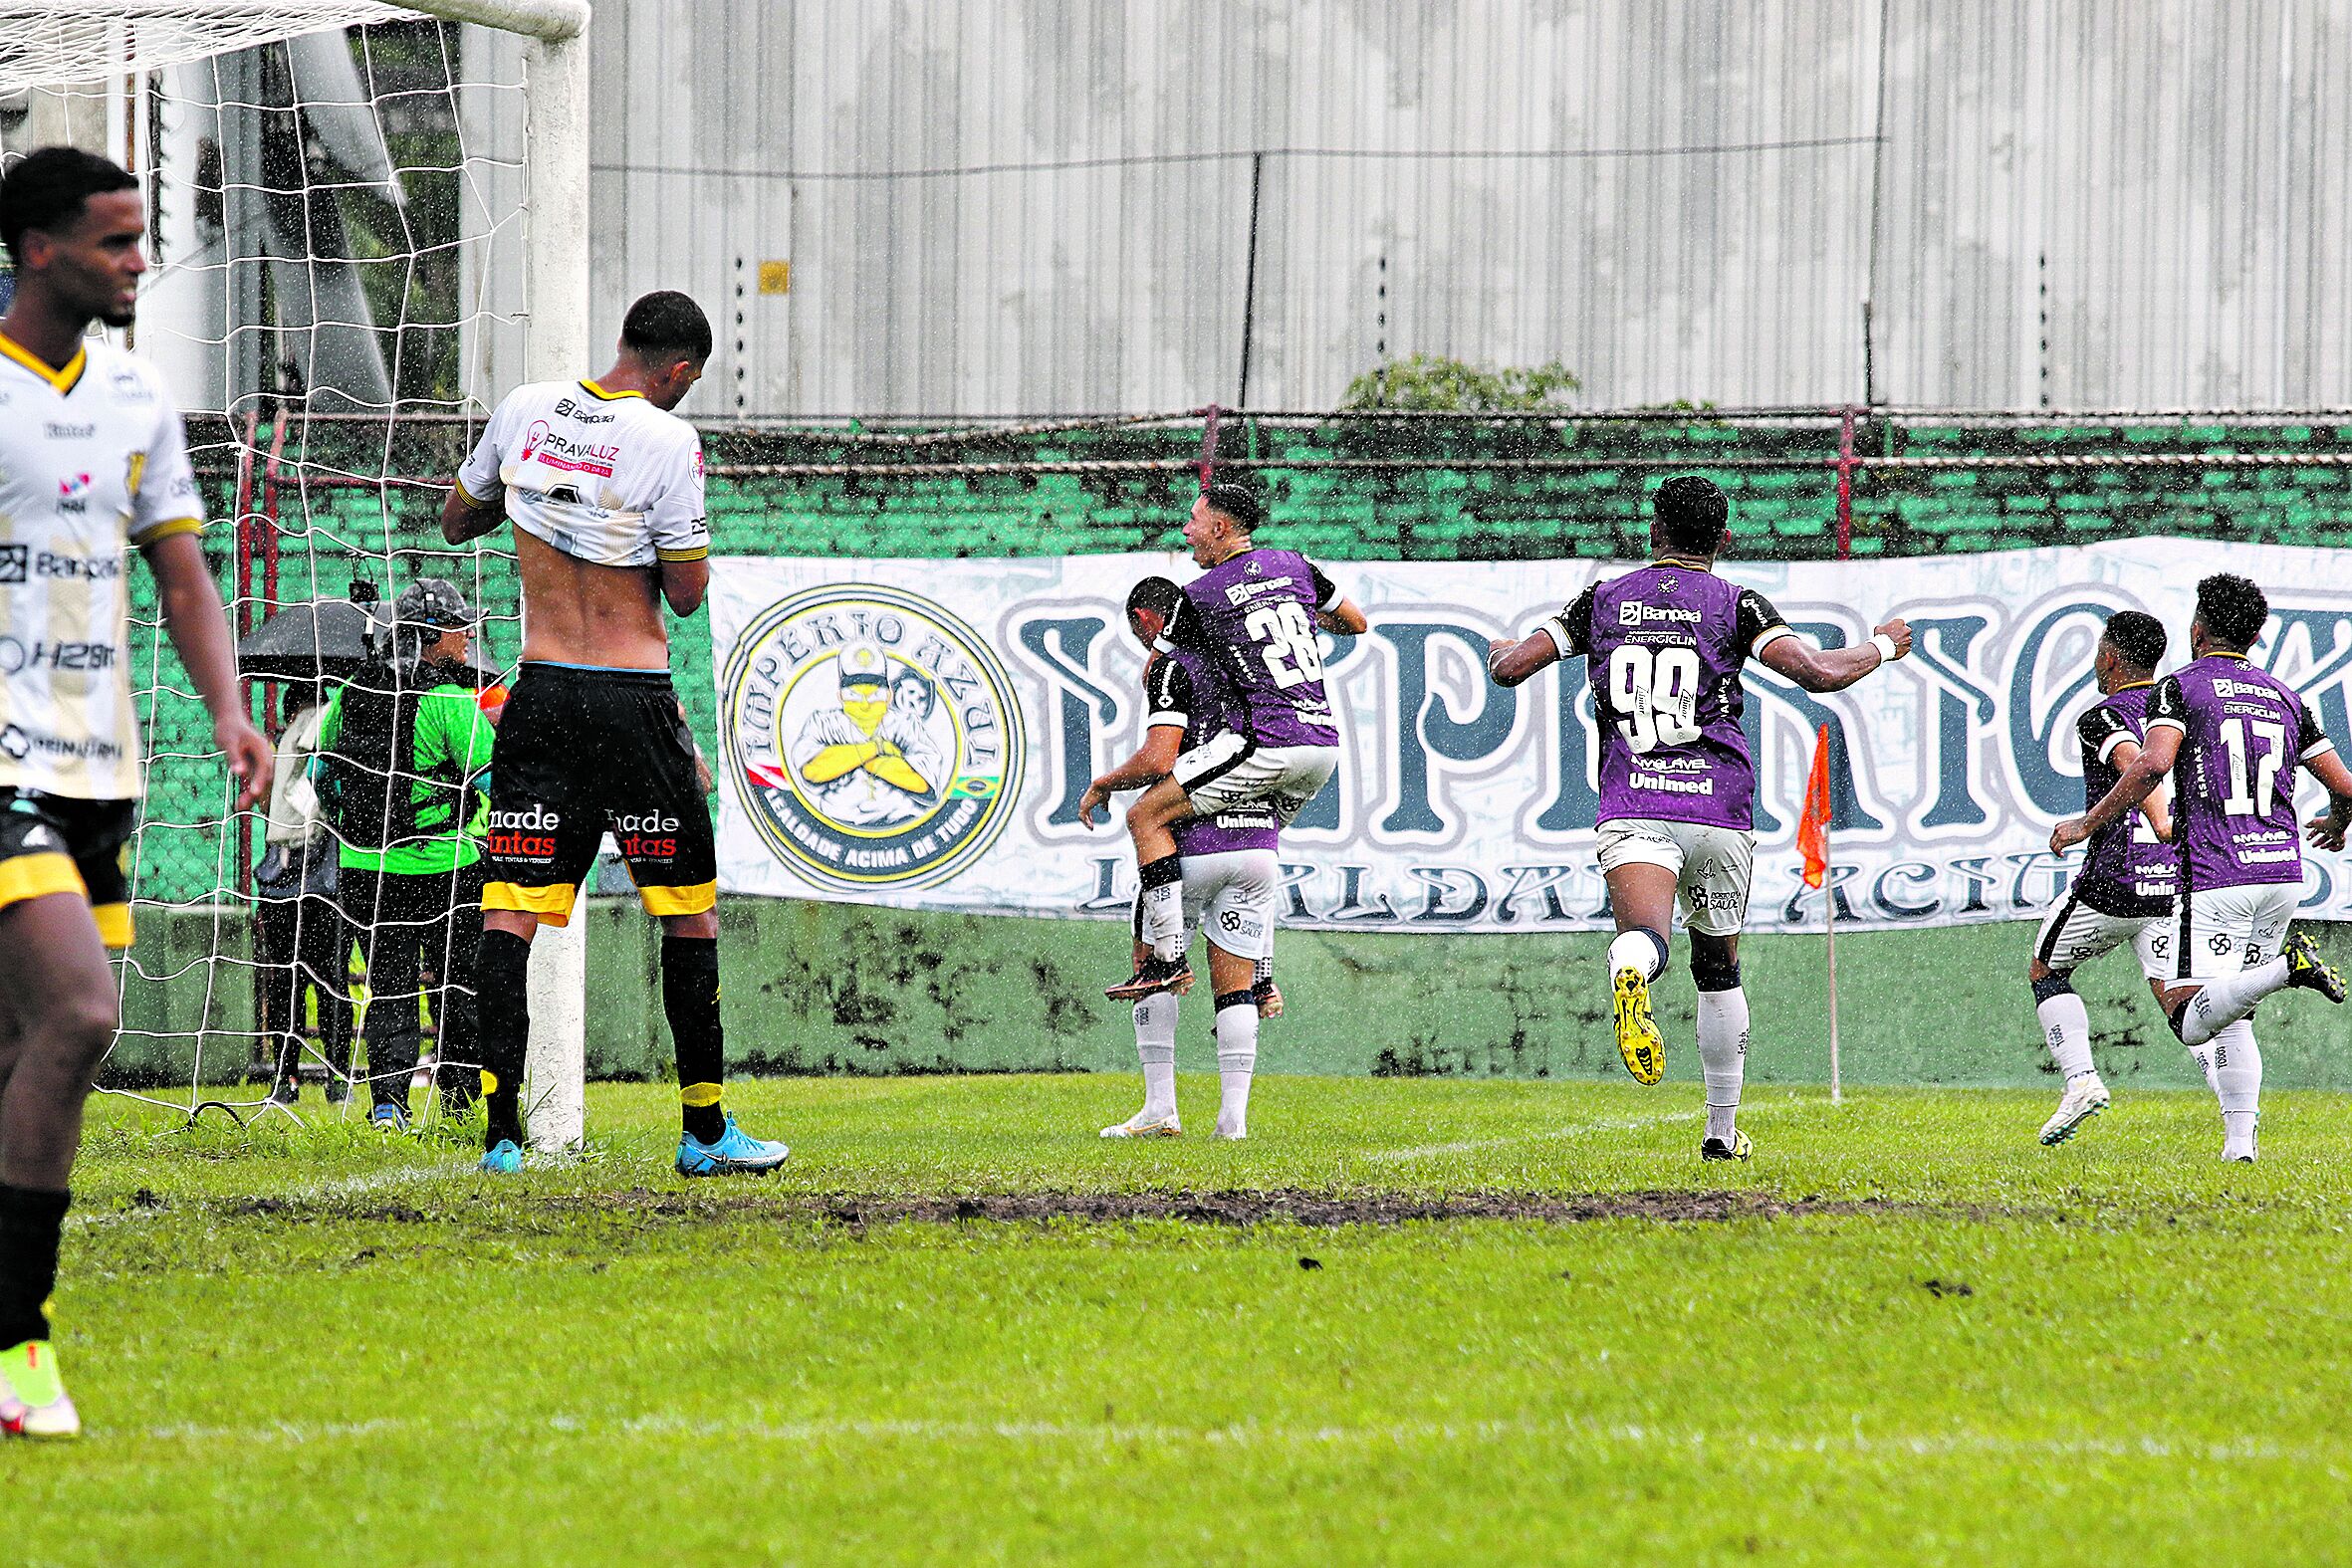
[723,583,1024,892]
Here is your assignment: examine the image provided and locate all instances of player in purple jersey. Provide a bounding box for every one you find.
[2054,574,2351,1161]
[2027,611,2180,1145]
[1488,477,1911,1160]
[1081,578,1284,1139]
[1107,482,1366,1003]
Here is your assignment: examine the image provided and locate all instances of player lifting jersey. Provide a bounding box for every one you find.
[441,291,787,1178]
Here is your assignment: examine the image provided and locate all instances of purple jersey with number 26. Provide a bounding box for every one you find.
[1546,563,1791,831]
[2146,653,2335,892]
[1183,548,1343,749]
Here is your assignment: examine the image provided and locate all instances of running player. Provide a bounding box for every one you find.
[1486,476,1910,1160]
[2027,610,2180,1145]
[440,291,788,1177]
[2051,573,2351,1162]
[0,148,272,1439]
[1082,577,1282,1140]
[1107,481,1366,1000]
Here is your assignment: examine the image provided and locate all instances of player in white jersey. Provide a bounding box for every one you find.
[0,148,271,1440]
[443,292,788,1178]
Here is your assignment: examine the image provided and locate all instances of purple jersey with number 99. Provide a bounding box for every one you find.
[1183,548,1343,748]
[1546,562,1792,830]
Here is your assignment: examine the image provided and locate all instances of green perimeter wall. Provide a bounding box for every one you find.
[114,903,2352,1092]
[112,412,2352,1088]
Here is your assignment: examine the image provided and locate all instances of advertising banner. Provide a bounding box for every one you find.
[710,541,2352,933]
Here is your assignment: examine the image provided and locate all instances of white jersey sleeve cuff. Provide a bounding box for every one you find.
[2094,733,2130,766]
[1148,711,1188,730]
[1536,619,1572,659]
[1751,624,1797,655]
[2145,717,2188,735]
[2302,737,2338,762]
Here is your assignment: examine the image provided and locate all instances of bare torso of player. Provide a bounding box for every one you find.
[513,527,672,670]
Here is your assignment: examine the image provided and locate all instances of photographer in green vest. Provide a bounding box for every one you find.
[316,578,498,1130]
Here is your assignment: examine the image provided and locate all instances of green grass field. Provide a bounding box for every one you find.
[12,1073,2352,1566]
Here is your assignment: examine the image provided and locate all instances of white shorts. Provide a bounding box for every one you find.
[1594,817,1756,937]
[1173,738,1338,828]
[2032,892,2169,982]
[2173,882,2297,985]
[1132,847,1277,962]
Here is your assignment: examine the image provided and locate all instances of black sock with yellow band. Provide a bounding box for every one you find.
[0,1184,71,1348]
[475,929,532,1149]
[662,935,727,1143]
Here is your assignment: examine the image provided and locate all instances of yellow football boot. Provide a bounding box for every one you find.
[1612,966,1665,1085]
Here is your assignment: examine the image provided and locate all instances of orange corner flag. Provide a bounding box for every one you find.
[1797,723,1833,889]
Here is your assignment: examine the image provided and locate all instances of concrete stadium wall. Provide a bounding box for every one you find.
[108,903,2352,1094]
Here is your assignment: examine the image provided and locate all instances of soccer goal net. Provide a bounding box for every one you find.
[2,1,589,1139]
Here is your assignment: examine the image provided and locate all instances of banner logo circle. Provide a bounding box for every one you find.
[723,583,1023,891]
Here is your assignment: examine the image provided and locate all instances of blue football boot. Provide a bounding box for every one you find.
[675,1113,791,1177]
[479,1139,524,1175]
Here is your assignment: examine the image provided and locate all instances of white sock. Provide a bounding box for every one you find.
[2185,1041,2221,1097]
[2180,958,2290,1046]
[1133,994,1178,1120]
[1696,986,1749,1142]
[1140,876,1186,963]
[1607,928,1668,983]
[2035,989,2097,1081]
[1214,1000,1258,1137]
[2211,1019,2260,1145]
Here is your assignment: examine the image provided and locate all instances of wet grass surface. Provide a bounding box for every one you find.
[11,1075,2352,1565]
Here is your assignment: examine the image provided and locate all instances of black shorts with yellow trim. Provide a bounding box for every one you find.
[479,663,717,927]
[0,788,138,948]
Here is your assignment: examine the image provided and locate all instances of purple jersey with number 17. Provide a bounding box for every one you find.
[1183,548,1343,749]
[1545,562,1793,830]
[2145,653,2335,892]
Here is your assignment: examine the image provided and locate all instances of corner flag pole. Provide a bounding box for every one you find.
[1796,723,1841,1105]
[1824,819,1841,1106]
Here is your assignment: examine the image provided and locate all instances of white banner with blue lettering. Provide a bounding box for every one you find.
[708,541,2352,933]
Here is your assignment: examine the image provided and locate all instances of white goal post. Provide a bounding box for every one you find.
[2,0,592,1148]
[412,0,591,1153]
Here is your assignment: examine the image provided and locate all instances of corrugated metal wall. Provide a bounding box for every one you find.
[486,0,2352,415]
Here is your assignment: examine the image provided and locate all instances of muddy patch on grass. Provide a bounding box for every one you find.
[535,1188,1929,1228]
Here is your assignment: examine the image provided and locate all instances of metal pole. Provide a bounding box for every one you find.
[1835,404,1857,560]
[1825,826,1842,1105]
[1236,150,1265,409]
[1196,403,1222,492]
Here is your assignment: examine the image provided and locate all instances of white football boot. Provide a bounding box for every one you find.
[2223,1120,2259,1163]
[1099,1109,1182,1139]
[2037,1074,2110,1146]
